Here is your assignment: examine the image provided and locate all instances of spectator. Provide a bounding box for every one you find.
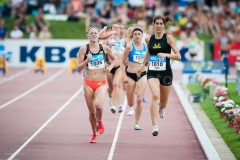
[14,0,30,33]
[214,27,232,59]
[10,24,23,39]
[234,26,240,43]
[134,6,147,22]
[0,19,8,40]
[29,25,38,39]
[187,30,201,61]
[234,1,240,14]
[35,8,51,31]
[39,26,52,40]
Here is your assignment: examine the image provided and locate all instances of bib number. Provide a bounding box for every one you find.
[133,55,144,63]
[149,56,166,71]
[112,42,124,54]
[88,54,105,70]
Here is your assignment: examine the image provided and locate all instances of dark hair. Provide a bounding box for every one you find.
[152,15,173,26]
[87,26,99,33]
[132,28,143,35]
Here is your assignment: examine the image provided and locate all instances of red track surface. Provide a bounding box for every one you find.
[0,68,206,160]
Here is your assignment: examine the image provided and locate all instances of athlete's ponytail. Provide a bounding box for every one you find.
[152,15,173,26]
[164,15,173,25]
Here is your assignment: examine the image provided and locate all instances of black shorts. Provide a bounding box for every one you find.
[147,70,173,86]
[220,50,228,56]
[125,66,128,73]
[110,66,120,75]
[126,71,146,82]
[190,53,197,57]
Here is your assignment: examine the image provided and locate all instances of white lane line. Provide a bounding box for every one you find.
[108,96,127,160]
[0,68,66,110]
[7,86,83,160]
[172,82,221,160]
[0,67,32,84]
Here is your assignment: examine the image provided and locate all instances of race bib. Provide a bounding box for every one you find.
[133,55,144,63]
[88,54,105,70]
[149,55,166,71]
[112,42,124,54]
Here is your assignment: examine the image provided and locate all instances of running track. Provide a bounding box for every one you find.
[0,68,206,160]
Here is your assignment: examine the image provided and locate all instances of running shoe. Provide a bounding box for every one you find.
[111,106,116,113]
[118,105,123,113]
[90,134,97,143]
[142,97,147,102]
[152,125,158,136]
[127,107,134,116]
[97,120,105,134]
[109,98,113,106]
[134,123,141,130]
[159,108,165,118]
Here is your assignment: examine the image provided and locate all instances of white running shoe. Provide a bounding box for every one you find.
[159,108,165,118]
[111,106,116,113]
[152,125,158,136]
[127,107,135,116]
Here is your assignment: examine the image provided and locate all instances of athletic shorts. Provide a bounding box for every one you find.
[147,70,173,86]
[110,66,120,75]
[126,71,146,82]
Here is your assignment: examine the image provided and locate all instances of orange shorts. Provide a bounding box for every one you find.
[84,79,107,91]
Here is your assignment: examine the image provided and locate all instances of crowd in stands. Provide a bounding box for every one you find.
[0,0,240,47]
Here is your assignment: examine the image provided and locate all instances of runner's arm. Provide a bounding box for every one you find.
[77,45,88,72]
[166,35,181,61]
[103,45,117,71]
[120,43,131,76]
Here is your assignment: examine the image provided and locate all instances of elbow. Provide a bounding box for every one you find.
[177,54,181,61]
[178,57,181,61]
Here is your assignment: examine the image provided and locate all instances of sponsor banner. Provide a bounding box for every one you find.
[0,39,88,67]
[0,39,204,68]
[214,42,240,65]
[182,60,226,84]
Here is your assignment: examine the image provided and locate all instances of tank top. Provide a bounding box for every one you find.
[84,44,106,70]
[188,38,200,53]
[109,38,125,54]
[220,37,228,44]
[128,42,147,63]
[148,34,171,71]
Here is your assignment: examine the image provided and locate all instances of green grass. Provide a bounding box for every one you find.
[188,83,240,160]
[4,16,87,39]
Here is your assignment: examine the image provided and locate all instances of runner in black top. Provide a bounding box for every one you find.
[138,15,181,136]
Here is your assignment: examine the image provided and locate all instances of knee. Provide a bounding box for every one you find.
[108,87,113,92]
[152,92,159,101]
[113,83,120,89]
[89,111,96,117]
[95,103,101,109]
[136,95,142,104]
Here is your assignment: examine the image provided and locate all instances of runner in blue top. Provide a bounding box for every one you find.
[120,28,147,130]
[138,15,181,136]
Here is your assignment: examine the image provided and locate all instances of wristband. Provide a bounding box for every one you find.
[122,73,127,78]
[83,60,88,65]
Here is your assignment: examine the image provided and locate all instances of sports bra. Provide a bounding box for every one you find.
[128,42,147,63]
[84,44,106,70]
[109,38,125,54]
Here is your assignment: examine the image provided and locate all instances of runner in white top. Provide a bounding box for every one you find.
[103,23,126,113]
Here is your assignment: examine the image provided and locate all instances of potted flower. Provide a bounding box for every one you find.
[215,101,225,118]
[233,108,240,134]
[225,109,236,128]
